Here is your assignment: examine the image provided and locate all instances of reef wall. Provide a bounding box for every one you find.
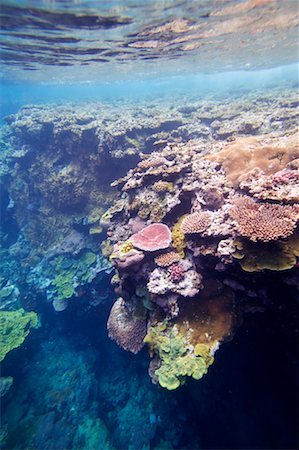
[0,87,298,390]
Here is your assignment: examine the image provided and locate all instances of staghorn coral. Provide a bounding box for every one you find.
[230,197,299,242]
[154,251,181,267]
[181,211,211,234]
[107,297,147,354]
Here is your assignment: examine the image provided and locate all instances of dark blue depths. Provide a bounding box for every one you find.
[1,279,297,450]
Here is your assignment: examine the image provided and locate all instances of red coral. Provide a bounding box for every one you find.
[130,223,172,251]
[107,298,146,354]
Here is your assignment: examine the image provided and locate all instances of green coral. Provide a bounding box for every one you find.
[233,234,299,272]
[0,309,39,361]
[144,324,212,390]
[51,251,97,300]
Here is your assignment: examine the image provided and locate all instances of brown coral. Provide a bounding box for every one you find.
[107,297,147,354]
[155,251,181,267]
[206,133,299,187]
[152,181,172,193]
[138,155,167,170]
[230,197,299,242]
[180,211,211,234]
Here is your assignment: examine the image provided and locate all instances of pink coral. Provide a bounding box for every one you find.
[168,263,185,282]
[130,223,172,251]
[272,169,298,184]
[107,297,146,354]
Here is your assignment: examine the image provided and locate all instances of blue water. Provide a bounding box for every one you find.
[1,1,298,449]
[1,63,298,120]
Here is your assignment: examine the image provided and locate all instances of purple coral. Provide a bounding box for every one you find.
[107,297,147,354]
[168,263,185,282]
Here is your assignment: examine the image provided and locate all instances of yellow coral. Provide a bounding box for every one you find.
[120,241,134,253]
[171,216,187,257]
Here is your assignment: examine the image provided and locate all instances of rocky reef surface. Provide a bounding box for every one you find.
[0,85,298,446]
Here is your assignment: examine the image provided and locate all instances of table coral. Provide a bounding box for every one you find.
[230,197,299,242]
[154,251,181,267]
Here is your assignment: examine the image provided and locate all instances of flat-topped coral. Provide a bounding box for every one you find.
[230,197,299,242]
[130,223,172,252]
[154,251,181,267]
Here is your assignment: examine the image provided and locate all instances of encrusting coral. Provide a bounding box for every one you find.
[0,309,39,361]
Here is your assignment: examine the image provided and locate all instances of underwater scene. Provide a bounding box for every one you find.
[0,1,298,449]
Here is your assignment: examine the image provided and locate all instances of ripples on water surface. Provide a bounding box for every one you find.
[0,2,299,450]
[0,0,298,81]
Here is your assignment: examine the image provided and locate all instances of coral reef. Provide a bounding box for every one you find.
[105,120,298,389]
[0,89,298,393]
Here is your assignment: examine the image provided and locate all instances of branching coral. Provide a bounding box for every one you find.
[230,197,299,242]
[107,298,147,354]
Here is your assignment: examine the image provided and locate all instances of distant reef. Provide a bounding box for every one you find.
[0,87,298,389]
